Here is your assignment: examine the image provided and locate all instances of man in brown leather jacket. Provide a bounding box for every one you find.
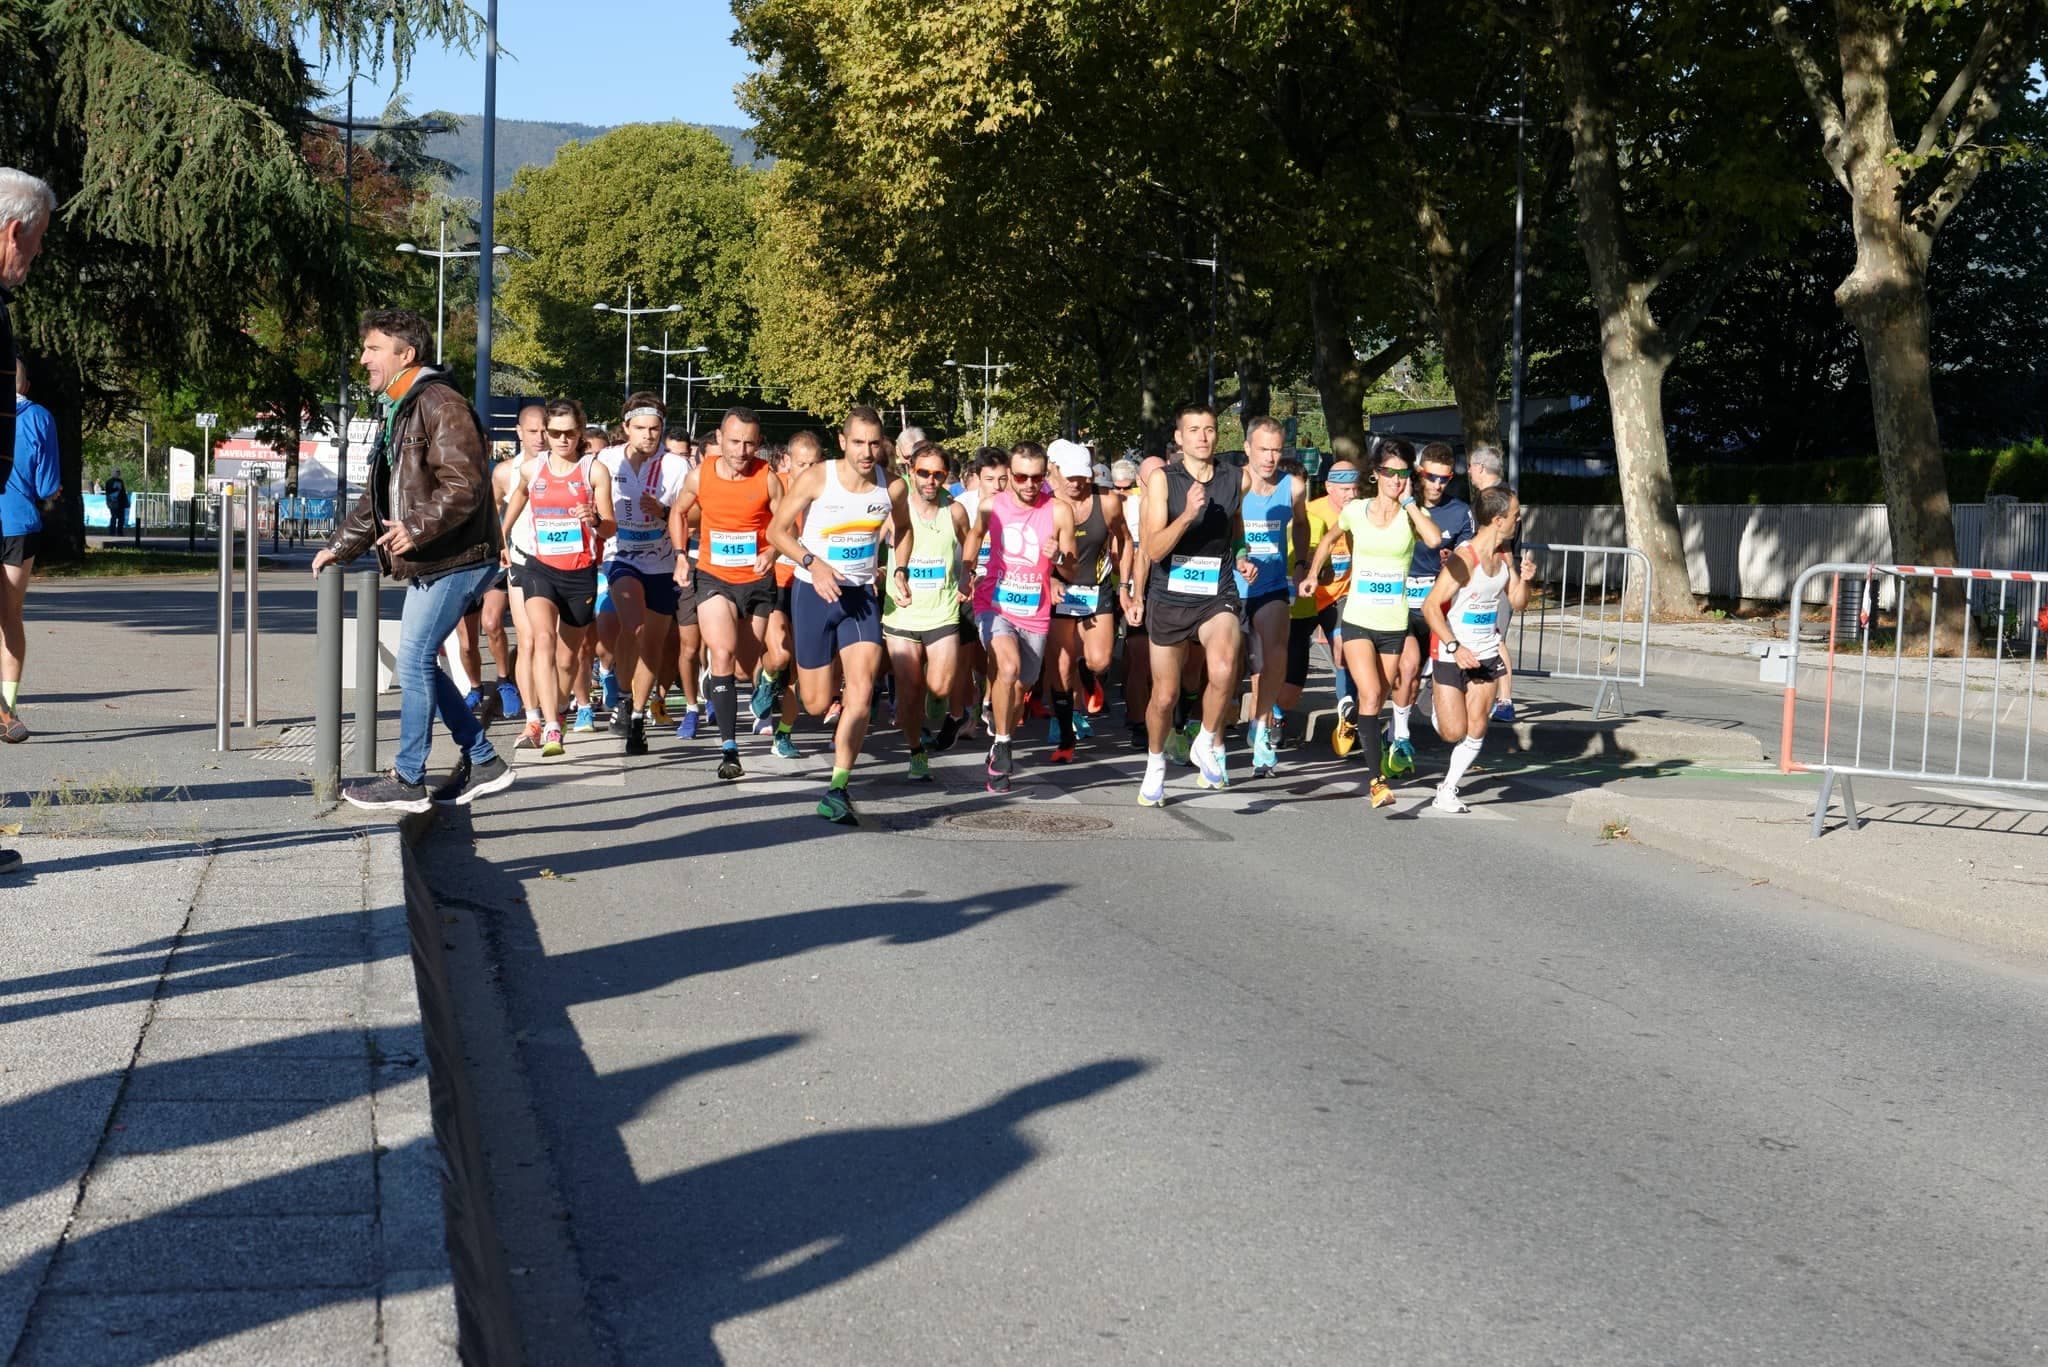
[314,308,515,813]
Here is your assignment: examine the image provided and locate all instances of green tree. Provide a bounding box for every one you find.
[492,123,759,421]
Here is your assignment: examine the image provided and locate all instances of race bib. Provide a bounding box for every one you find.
[1242,518,1285,560]
[1357,575,1404,609]
[1329,553,1352,581]
[826,529,879,571]
[1405,575,1436,606]
[1167,555,1222,597]
[709,530,757,567]
[1060,583,1102,614]
[907,555,948,589]
[615,523,664,547]
[995,574,1043,613]
[533,515,582,551]
[976,541,992,567]
[1459,607,1499,630]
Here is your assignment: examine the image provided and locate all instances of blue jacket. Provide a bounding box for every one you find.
[3,395,60,535]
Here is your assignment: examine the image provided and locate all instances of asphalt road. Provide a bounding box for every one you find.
[419,681,2048,1367]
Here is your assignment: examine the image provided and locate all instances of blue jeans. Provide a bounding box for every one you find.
[394,561,502,785]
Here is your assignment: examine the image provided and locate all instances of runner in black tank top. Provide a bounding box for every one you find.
[1046,441,1128,760]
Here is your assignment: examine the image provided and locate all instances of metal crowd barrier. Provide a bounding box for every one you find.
[1506,541,1654,718]
[1779,561,2048,837]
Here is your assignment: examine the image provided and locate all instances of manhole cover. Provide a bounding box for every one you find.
[945,810,1116,837]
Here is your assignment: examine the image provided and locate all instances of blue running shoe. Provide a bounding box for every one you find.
[749,672,778,722]
[676,708,700,740]
[600,671,621,712]
[772,732,800,760]
[1490,700,1516,724]
[463,688,483,714]
[1074,713,1093,739]
[497,682,522,718]
[571,704,596,733]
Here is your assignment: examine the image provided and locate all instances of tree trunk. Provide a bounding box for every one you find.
[1307,269,1369,464]
[1842,267,1955,568]
[1552,0,1696,619]
[1411,183,1503,452]
[24,354,86,562]
[1236,344,1271,424]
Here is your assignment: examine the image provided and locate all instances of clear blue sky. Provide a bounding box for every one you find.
[311,0,754,127]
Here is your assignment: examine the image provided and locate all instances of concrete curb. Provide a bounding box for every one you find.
[1565,787,2048,960]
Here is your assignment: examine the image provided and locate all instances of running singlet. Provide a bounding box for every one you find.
[1293,494,1352,621]
[1058,493,1116,617]
[974,490,1058,632]
[795,460,892,587]
[1234,472,1295,599]
[884,496,961,633]
[1146,460,1241,602]
[1408,496,1474,608]
[601,449,688,570]
[1439,546,1510,661]
[696,458,779,584]
[508,456,540,563]
[1338,499,1417,632]
[528,458,598,572]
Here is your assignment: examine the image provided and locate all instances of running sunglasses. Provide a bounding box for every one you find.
[1376,466,1411,479]
[545,427,581,439]
[1420,472,1454,485]
[912,466,949,479]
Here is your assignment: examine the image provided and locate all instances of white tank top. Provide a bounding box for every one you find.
[509,455,540,559]
[1439,548,1510,661]
[600,448,687,570]
[1122,490,1142,550]
[796,460,893,587]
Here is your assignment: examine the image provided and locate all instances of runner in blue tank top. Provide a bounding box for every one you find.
[1233,418,1310,779]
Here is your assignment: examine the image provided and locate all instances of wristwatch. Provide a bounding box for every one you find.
[800,552,816,569]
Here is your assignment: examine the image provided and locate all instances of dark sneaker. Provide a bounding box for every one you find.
[0,847,21,876]
[435,756,515,807]
[929,712,963,755]
[625,711,649,757]
[343,771,431,815]
[716,745,743,781]
[985,740,1013,793]
[816,785,857,823]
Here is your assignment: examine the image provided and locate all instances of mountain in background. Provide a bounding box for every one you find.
[426,116,765,199]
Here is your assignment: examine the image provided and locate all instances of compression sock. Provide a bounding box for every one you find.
[1359,711,1383,774]
[1442,735,1484,795]
[711,674,736,745]
[1053,690,1076,745]
[1392,704,1412,743]
[830,767,850,790]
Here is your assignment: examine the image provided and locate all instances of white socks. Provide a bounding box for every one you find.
[1392,704,1412,742]
[1195,727,1217,750]
[1442,735,1484,794]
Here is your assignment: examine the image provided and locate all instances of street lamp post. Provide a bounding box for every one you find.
[593,286,683,404]
[663,372,727,438]
[638,333,708,406]
[396,220,513,361]
[942,349,1010,446]
[1145,246,1221,408]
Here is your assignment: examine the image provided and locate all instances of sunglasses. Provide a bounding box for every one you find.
[1376,467,1411,479]
[1420,472,1453,485]
[913,467,948,479]
[546,428,580,439]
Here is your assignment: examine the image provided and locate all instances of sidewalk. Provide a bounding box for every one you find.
[0,575,465,1364]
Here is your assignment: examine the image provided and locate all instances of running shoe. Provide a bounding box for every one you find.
[1166,720,1198,766]
[1250,724,1278,779]
[1085,678,1106,715]
[754,712,777,735]
[433,756,516,807]
[624,711,648,757]
[540,724,565,758]
[1074,713,1093,740]
[676,709,700,740]
[907,751,932,782]
[824,700,843,725]
[1190,732,1229,789]
[716,745,744,781]
[514,720,544,751]
[929,713,963,754]
[1049,742,1076,764]
[1332,697,1358,758]
[816,785,857,823]
[571,704,596,733]
[1138,767,1167,807]
[986,739,1013,793]
[1367,777,1396,809]
[600,671,621,713]
[772,732,801,760]
[1491,699,1516,724]
[463,688,483,716]
[342,770,431,815]
[0,703,28,744]
[497,682,522,718]
[648,697,672,728]
[750,672,779,721]
[1430,787,1471,815]
[1046,718,1063,746]
[1383,737,1415,779]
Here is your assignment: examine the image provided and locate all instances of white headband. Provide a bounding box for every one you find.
[624,405,663,422]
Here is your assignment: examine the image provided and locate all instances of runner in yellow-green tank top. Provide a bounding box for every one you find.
[884,441,973,781]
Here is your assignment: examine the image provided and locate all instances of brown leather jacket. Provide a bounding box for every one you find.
[327,371,501,580]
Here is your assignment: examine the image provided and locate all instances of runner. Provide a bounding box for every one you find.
[764,430,822,757]
[883,440,970,780]
[1283,456,1359,751]
[670,431,710,739]
[950,448,1007,739]
[1389,441,1474,777]
[670,407,780,780]
[767,406,900,822]
[1045,439,1128,763]
[596,392,690,758]
[1233,417,1310,777]
[501,403,548,749]
[1465,443,1518,721]
[1132,405,1244,805]
[1299,438,1443,809]
[962,440,1077,791]
[1119,454,1163,749]
[458,433,521,722]
[500,399,615,757]
[1421,486,1535,812]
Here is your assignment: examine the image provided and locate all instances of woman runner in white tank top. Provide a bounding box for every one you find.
[1419,486,1535,814]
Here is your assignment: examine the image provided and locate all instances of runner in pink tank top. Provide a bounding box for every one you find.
[974,489,1059,633]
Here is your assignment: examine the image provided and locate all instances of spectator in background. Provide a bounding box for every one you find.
[103,465,128,534]
[0,164,57,877]
[3,357,59,742]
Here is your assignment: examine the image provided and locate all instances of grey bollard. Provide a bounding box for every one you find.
[244,483,260,729]
[214,489,235,752]
[353,569,381,775]
[315,566,344,801]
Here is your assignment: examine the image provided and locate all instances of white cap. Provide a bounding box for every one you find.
[1048,438,1093,477]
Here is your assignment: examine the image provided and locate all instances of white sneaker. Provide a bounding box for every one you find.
[1189,733,1228,789]
[1430,787,1470,815]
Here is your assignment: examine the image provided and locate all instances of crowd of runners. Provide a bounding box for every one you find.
[443,386,1536,826]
